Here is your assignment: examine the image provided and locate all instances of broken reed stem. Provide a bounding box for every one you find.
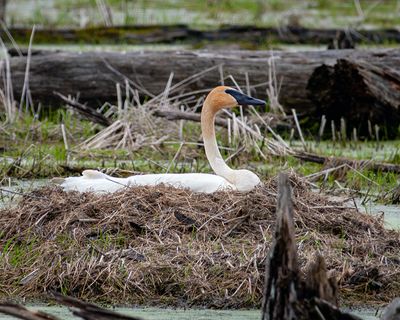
[96,0,113,26]
[179,105,184,142]
[352,127,358,143]
[368,119,373,139]
[340,117,346,142]
[19,25,35,114]
[318,115,326,142]
[0,36,17,123]
[291,108,306,150]
[331,120,336,142]
[61,123,69,163]
[375,124,380,148]
[165,141,184,173]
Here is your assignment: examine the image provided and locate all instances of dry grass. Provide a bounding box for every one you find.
[77,65,291,160]
[0,174,399,308]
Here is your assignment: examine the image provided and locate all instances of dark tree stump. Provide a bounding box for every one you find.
[261,173,299,320]
[261,173,362,320]
[307,58,400,138]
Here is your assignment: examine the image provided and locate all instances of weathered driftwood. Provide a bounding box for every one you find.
[261,173,361,320]
[6,49,400,133]
[4,25,400,46]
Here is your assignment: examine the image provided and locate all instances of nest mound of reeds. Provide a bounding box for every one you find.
[0,174,399,308]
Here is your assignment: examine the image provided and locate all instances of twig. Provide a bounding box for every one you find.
[166,142,184,173]
[61,123,69,163]
[0,187,44,199]
[55,91,111,126]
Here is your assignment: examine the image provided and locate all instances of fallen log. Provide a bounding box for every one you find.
[4,25,400,46]
[261,173,361,319]
[6,49,400,135]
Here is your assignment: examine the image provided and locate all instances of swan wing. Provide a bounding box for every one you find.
[128,173,235,193]
[60,171,235,193]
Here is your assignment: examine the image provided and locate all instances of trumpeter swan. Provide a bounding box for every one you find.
[60,86,265,193]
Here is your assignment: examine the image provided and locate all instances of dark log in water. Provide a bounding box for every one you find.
[4,25,400,46]
[6,49,400,134]
[261,173,362,320]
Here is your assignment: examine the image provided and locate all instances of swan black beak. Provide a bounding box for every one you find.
[225,89,266,106]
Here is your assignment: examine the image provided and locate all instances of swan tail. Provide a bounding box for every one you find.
[82,170,108,179]
[60,170,127,193]
[51,177,65,185]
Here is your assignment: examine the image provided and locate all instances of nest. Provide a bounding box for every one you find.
[0,175,399,308]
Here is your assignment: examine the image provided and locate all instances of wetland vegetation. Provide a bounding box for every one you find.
[0,1,399,320]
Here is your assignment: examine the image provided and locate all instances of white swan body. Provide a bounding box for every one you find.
[61,170,235,193]
[59,86,265,193]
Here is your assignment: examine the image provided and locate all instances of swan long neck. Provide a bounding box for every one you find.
[201,99,235,183]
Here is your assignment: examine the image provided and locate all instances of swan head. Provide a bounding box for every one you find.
[205,86,266,111]
[230,169,261,192]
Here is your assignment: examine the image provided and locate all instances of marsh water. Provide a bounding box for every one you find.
[359,201,400,230]
[0,305,382,320]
